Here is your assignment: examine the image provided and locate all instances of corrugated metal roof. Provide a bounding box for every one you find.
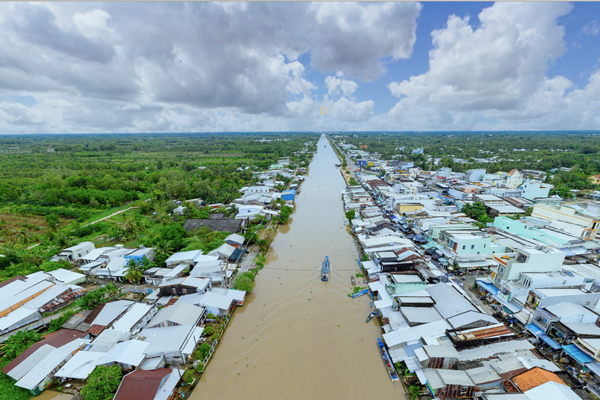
[426,283,479,319]
[383,319,449,348]
[55,351,106,379]
[447,310,498,330]
[424,368,474,389]
[7,345,55,381]
[112,303,154,333]
[16,338,89,390]
[450,323,514,342]
[140,323,197,357]
[561,321,600,336]
[457,339,534,361]
[92,300,134,326]
[0,307,39,331]
[524,381,580,400]
[147,301,203,327]
[400,307,443,324]
[114,368,173,400]
[89,329,130,352]
[465,364,501,385]
[96,339,149,367]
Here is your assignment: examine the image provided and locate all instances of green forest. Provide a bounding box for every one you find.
[0,133,317,283]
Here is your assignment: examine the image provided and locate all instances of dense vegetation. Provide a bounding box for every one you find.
[0,133,316,283]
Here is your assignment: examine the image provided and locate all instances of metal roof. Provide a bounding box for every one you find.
[147,301,203,327]
[89,329,130,352]
[140,323,197,357]
[114,368,173,400]
[562,321,600,336]
[424,368,474,389]
[0,307,39,331]
[112,303,154,333]
[383,319,449,348]
[47,269,85,284]
[465,364,502,385]
[426,283,479,319]
[96,340,149,367]
[400,307,443,324]
[524,381,580,400]
[447,311,498,330]
[55,351,106,380]
[16,338,89,390]
[92,300,134,326]
[7,345,55,381]
[457,339,534,361]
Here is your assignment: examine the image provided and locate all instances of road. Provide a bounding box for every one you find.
[82,207,136,227]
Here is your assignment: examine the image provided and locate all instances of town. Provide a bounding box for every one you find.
[332,134,600,400]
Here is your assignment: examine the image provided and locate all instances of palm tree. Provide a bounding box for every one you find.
[0,329,42,360]
[124,259,144,284]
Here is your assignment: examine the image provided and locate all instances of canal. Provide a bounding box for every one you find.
[192,137,403,399]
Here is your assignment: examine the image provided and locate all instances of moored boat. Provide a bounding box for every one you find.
[366,311,376,322]
[351,276,356,285]
[377,338,399,384]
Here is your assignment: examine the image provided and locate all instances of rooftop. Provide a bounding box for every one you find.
[512,367,566,392]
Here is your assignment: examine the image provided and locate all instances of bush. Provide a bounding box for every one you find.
[81,365,123,400]
[198,342,212,358]
[182,369,195,384]
[194,362,204,373]
[206,313,215,319]
[202,326,214,336]
[233,276,255,292]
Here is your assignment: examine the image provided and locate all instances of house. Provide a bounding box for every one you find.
[234,205,264,221]
[2,329,88,383]
[94,257,129,281]
[189,255,225,283]
[177,288,246,317]
[146,301,205,328]
[55,242,95,262]
[111,303,157,334]
[208,243,236,261]
[532,203,600,240]
[165,250,203,268]
[80,247,114,264]
[139,323,203,364]
[114,368,180,400]
[14,337,90,395]
[55,351,106,381]
[281,190,296,202]
[510,367,567,392]
[524,381,581,400]
[423,368,475,399]
[158,277,212,297]
[521,181,553,201]
[124,247,155,265]
[95,340,149,372]
[88,300,135,330]
[225,233,245,248]
[47,269,86,286]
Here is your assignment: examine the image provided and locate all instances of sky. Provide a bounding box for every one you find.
[0,2,600,133]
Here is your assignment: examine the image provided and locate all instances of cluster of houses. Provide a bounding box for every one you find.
[1,255,247,397]
[338,142,600,399]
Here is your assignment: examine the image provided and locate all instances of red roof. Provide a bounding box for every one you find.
[87,324,106,336]
[2,329,87,374]
[114,369,173,400]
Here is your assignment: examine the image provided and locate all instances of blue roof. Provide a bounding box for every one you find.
[476,280,499,295]
[526,323,545,337]
[540,335,562,350]
[563,344,594,364]
[282,190,296,195]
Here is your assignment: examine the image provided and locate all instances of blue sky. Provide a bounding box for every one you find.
[0,2,599,133]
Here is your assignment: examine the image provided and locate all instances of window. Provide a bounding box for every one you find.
[499,267,505,274]
[471,245,475,249]
[462,245,466,250]
[477,252,480,255]
[483,244,486,248]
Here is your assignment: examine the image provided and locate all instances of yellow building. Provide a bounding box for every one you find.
[398,203,424,213]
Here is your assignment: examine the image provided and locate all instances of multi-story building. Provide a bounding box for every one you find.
[532,203,600,240]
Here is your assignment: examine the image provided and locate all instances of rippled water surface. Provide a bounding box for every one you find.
[192,137,403,400]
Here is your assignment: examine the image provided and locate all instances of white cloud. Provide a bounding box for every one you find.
[0,2,420,133]
[325,72,359,97]
[582,19,600,36]
[383,2,600,130]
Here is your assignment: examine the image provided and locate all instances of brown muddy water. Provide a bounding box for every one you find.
[192,137,403,400]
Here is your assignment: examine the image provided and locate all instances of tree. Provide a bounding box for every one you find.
[345,209,356,223]
[202,326,214,336]
[0,329,42,361]
[124,259,144,283]
[81,365,123,400]
[45,214,60,230]
[461,202,493,223]
[233,276,255,292]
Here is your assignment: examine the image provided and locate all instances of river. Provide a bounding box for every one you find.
[192,137,403,400]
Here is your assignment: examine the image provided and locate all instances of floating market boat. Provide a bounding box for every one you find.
[377,338,399,384]
[321,256,330,282]
[351,276,356,285]
[366,311,376,322]
[350,288,369,299]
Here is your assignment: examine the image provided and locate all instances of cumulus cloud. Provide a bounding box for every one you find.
[383,2,600,130]
[0,2,420,133]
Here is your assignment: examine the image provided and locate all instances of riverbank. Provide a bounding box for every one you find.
[191,136,402,400]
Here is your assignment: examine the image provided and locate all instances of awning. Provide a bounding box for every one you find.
[540,335,562,350]
[476,280,499,295]
[526,323,545,337]
[583,242,600,250]
[586,361,600,376]
[493,294,522,313]
[563,344,594,364]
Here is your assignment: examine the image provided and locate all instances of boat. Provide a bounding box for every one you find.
[351,276,356,285]
[321,256,330,282]
[377,338,399,384]
[366,311,376,322]
[350,288,369,299]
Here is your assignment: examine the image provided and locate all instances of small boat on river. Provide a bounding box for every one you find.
[377,338,399,385]
[366,311,376,322]
[321,256,330,282]
[351,276,356,285]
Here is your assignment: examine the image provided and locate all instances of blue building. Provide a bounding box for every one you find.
[124,247,155,265]
[281,190,296,201]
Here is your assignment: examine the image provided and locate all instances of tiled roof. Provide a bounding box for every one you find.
[512,367,566,392]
